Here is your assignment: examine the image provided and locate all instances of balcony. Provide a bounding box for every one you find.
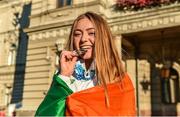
[114,0,180,11]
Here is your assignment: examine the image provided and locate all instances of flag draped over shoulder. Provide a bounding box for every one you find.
[35,74,136,116]
[65,73,136,116]
[35,74,73,116]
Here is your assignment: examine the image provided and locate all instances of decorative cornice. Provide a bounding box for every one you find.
[27,12,180,41]
[109,4,180,34]
[26,2,180,40]
[28,27,71,41]
[110,14,179,34]
[24,19,72,33]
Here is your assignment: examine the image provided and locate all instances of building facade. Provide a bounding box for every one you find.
[0,0,24,116]
[0,0,180,116]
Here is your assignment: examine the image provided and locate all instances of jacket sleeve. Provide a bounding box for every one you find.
[35,74,73,116]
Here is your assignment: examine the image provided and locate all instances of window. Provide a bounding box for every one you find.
[57,0,72,8]
[7,44,16,65]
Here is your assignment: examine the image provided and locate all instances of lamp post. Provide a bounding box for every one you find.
[160,67,170,78]
[140,74,151,93]
[160,65,171,104]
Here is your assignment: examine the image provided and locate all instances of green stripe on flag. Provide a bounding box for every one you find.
[35,74,73,116]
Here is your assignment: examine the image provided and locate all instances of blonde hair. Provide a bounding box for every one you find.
[65,12,125,106]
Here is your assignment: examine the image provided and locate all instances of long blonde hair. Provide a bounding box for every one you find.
[65,12,125,106]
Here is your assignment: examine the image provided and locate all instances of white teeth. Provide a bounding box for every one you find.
[80,45,92,50]
[80,45,92,48]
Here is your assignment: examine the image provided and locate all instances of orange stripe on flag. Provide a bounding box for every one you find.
[66,74,136,116]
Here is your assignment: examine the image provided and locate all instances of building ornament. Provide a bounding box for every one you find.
[28,13,178,41]
[2,31,18,46]
[29,27,70,41]
[110,15,177,34]
[1,31,18,62]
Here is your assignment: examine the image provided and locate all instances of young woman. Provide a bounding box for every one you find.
[35,12,136,116]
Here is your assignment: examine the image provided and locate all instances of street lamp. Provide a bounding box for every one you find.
[160,67,170,78]
[140,74,151,93]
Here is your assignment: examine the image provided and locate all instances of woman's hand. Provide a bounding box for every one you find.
[59,50,78,77]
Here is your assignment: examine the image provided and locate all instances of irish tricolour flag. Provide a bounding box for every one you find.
[35,74,136,116]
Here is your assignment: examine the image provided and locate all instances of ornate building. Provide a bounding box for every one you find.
[0,0,25,116]
[0,0,180,116]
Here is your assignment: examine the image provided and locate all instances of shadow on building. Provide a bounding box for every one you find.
[10,3,32,106]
